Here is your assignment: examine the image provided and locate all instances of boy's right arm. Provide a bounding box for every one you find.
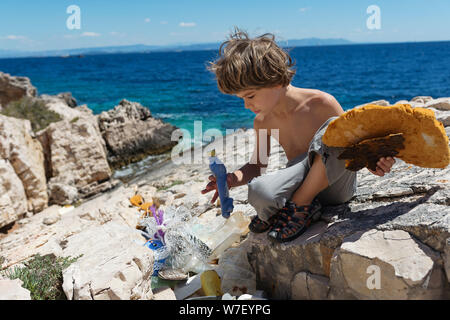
[201,121,271,203]
[231,119,271,186]
[232,125,270,184]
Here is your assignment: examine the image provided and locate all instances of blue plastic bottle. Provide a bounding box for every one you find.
[209,149,234,218]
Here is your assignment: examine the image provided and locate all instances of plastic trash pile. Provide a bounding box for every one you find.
[129,194,250,277]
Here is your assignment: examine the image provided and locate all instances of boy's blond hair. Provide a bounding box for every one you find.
[208,28,296,94]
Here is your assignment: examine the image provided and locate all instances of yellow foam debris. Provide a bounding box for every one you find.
[130,195,143,207]
[322,104,450,168]
[139,202,154,215]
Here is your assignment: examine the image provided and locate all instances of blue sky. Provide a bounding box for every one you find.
[1,0,449,51]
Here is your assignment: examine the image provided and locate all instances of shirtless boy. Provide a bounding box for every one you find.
[202,29,395,243]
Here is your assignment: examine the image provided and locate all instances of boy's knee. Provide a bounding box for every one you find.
[318,174,357,205]
[248,178,277,208]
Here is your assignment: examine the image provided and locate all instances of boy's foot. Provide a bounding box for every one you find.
[248,202,295,233]
[267,199,322,243]
[249,215,277,233]
[248,201,295,233]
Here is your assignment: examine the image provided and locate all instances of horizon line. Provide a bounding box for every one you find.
[1,38,449,60]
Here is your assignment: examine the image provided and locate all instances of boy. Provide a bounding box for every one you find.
[202,29,395,243]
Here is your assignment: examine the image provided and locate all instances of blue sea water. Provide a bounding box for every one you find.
[1,41,449,138]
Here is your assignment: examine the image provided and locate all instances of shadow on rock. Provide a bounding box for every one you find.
[320,186,442,249]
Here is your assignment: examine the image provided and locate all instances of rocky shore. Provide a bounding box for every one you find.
[0,71,178,224]
[1,71,450,300]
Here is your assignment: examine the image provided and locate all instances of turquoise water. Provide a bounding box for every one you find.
[1,41,449,139]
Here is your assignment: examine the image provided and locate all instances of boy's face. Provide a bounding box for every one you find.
[235,85,283,117]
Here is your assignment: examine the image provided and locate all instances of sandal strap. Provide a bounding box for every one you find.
[250,216,269,227]
[273,200,321,231]
[250,215,278,233]
[268,199,322,242]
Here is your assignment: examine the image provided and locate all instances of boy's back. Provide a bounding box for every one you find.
[248,86,345,162]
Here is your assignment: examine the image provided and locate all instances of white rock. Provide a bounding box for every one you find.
[152,286,177,300]
[411,96,433,104]
[444,238,450,283]
[0,115,48,214]
[38,118,111,205]
[61,221,154,300]
[307,273,330,299]
[42,211,61,225]
[425,97,450,111]
[291,272,330,300]
[47,183,78,205]
[427,107,450,127]
[0,279,31,300]
[217,246,257,296]
[0,159,28,228]
[338,229,443,299]
[355,100,390,108]
[372,187,414,199]
[291,272,308,299]
[0,72,36,106]
[38,95,83,121]
[97,99,177,167]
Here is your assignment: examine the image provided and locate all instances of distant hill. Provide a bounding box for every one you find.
[278,37,353,47]
[0,38,354,59]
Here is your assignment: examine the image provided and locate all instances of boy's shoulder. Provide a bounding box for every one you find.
[299,88,344,119]
[253,88,343,132]
[296,88,340,109]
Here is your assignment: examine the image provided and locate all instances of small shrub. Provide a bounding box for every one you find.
[1,253,82,300]
[0,96,62,132]
[70,116,79,123]
[157,180,184,191]
[72,200,83,208]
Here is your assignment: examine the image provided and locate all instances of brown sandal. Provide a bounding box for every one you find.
[249,201,296,233]
[268,199,322,243]
[249,216,272,233]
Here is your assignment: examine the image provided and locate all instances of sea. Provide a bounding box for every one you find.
[1,41,449,180]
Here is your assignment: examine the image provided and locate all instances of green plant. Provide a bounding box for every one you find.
[72,200,83,208]
[157,179,184,191]
[70,116,79,123]
[0,96,62,132]
[1,253,82,300]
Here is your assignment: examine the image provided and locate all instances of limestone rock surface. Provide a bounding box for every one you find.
[62,221,154,300]
[37,115,112,205]
[0,279,32,300]
[0,159,28,228]
[98,99,178,168]
[0,71,37,106]
[1,96,449,300]
[0,115,48,214]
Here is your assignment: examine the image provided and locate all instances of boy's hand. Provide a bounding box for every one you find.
[367,157,396,177]
[201,173,235,204]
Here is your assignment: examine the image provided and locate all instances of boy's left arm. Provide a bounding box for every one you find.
[367,156,396,176]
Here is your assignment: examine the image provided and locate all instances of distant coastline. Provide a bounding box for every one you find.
[2,38,448,60]
[0,38,352,59]
[1,39,450,60]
